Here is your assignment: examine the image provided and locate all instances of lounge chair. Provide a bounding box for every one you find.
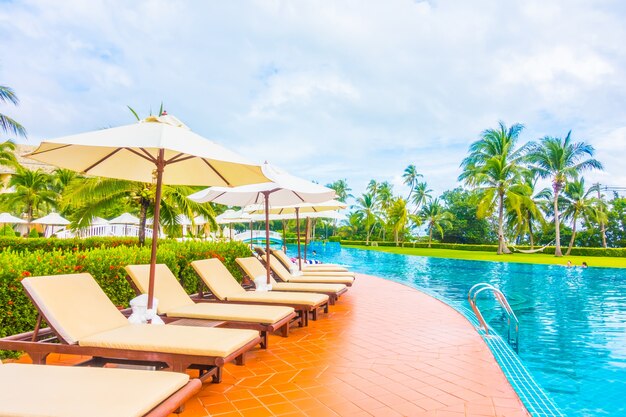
[253,252,354,286]
[0,360,201,417]
[0,273,261,383]
[270,248,353,274]
[236,256,348,305]
[125,264,298,348]
[191,258,329,326]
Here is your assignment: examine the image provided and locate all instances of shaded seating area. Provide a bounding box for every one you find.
[191,258,329,326]
[0,360,201,417]
[0,273,261,383]
[125,264,298,348]
[236,256,348,305]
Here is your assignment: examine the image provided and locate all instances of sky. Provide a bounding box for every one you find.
[1,0,626,204]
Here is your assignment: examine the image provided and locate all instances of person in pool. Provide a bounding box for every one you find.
[581,262,588,268]
[566,260,572,268]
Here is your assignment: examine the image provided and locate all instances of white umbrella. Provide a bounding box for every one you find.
[110,212,140,236]
[246,200,347,270]
[188,162,335,284]
[26,114,269,311]
[0,212,26,236]
[109,212,140,224]
[0,212,27,224]
[90,216,109,225]
[32,212,71,237]
[215,209,253,224]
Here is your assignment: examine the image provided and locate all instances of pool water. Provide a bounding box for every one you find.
[296,244,626,417]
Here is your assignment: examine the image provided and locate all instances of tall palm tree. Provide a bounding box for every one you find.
[388,197,409,245]
[420,198,453,247]
[1,168,56,225]
[326,179,352,203]
[561,178,602,256]
[504,169,545,248]
[0,86,26,138]
[354,193,379,245]
[402,164,422,201]
[526,132,603,256]
[63,177,215,245]
[459,121,528,254]
[411,181,432,213]
[0,140,18,169]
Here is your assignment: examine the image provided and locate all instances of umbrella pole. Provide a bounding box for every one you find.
[281,220,287,253]
[263,191,271,285]
[147,149,165,311]
[295,208,302,271]
[304,216,309,262]
[249,220,253,250]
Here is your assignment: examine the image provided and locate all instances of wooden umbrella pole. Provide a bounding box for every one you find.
[296,207,302,271]
[281,219,287,253]
[264,191,271,285]
[249,220,253,249]
[304,216,309,262]
[147,149,165,311]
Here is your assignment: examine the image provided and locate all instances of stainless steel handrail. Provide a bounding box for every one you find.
[468,283,519,352]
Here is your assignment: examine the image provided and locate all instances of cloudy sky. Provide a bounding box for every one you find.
[1,0,625,202]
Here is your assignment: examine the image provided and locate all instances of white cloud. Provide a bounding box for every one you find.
[1,0,625,198]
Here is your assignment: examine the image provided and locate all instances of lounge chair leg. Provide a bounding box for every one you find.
[260,331,268,349]
[324,303,329,314]
[312,309,318,321]
[235,353,246,366]
[212,367,222,383]
[281,322,290,337]
[29,352,49,365]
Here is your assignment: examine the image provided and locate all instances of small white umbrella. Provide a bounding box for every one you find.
[188,162,335,284]
[0,213,26,236]
[90,216,109,225]
[25,114,270,313]
[109,212,140,236]
[32,212,71,237]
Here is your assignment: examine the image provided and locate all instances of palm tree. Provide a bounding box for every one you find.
[326,179,352,203]
[526,132,603,256]
[420,198,453,247]
[411,181,432,213]
[63,177,215,245]
[459,121,528,254]
[0,139,18,170]
[0,86,26,138]
[388,197,409,245]
[561,178,602,256]
[1,168,56,226]
[504,170,545,248]
[402,164,422,201]
[354,193,379,245]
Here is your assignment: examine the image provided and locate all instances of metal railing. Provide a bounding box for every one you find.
[468,283,519,352]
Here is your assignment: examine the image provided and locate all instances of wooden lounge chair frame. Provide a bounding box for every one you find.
[245,255,348,305]
[191,259,329,327]
[0,286,260,384]
[124,272,297,349]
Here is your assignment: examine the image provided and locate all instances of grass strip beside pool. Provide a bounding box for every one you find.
[344,245,626,268]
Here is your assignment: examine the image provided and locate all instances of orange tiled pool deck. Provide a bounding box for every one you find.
[18,273,531,417]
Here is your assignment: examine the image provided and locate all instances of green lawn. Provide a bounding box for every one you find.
[344,245,626,268]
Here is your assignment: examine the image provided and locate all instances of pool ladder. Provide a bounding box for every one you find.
[468,283,519,352]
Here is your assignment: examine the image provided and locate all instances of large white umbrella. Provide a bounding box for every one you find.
[26,114,269,311]
[32,212,71,237]
[246,200,347,270]
[188,162,335,284]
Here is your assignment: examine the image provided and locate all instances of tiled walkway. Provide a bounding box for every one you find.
[182,274,530,417]
[17,274,531,417]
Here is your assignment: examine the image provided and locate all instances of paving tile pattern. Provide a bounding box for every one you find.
[14,274,530,417]
[181,274,531,417]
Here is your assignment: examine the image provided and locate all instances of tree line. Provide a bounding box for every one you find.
[327,122,619,256]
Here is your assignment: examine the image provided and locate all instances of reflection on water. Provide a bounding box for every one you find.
[300,244,626,417]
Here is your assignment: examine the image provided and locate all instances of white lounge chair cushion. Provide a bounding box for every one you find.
[167,302,294,325]
[0,363,189,417]
[285,275,355,285]
[225,291,328,307]
[191,259,247,300]
[79,324,259,357]
[125,264,195,314]
[271,282,346,293]
[22,274,129,345]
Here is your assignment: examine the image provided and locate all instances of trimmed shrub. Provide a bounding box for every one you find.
[0,236,143,253]
[0,240,251,359]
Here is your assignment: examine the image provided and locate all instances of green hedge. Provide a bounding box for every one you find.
[0,240,251,359]
[0,236,144,253]
[341,240,626,257]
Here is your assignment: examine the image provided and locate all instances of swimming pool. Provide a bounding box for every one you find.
[297,244,626,417]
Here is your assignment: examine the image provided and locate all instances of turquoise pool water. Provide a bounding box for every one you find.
[296,244,626,417]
